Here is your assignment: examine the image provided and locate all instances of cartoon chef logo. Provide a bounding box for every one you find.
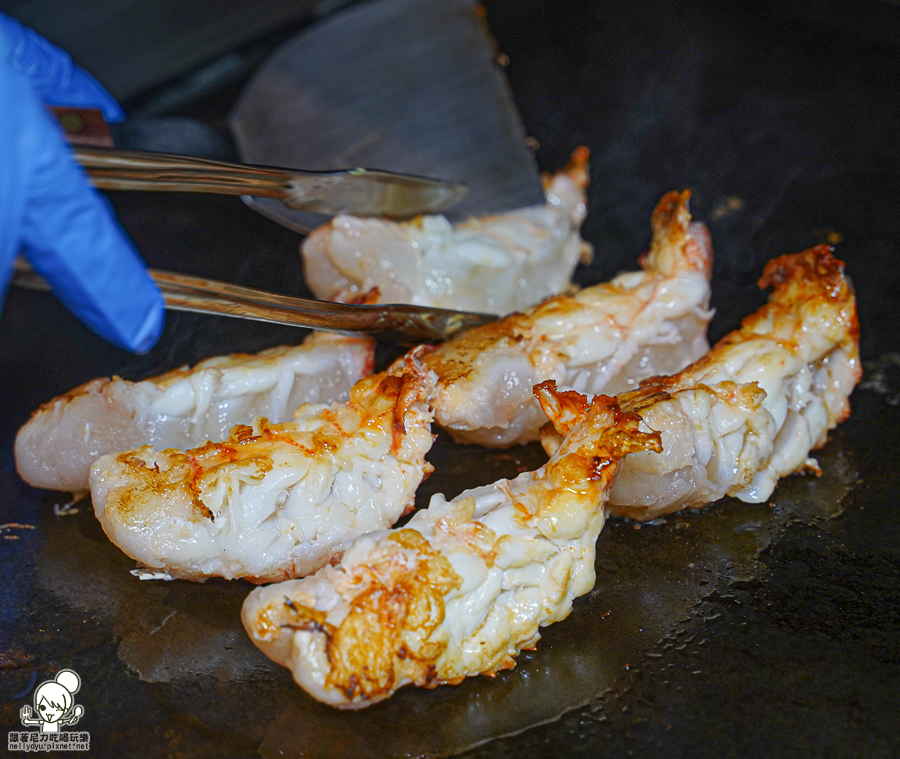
[19,669,84,733]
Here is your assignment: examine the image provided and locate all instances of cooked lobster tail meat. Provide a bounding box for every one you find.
[15,332,375,493]
[88,348,438,583]
[544,246,861,520]
[301,148,592,315]
[424,189,714,447]
[241,382,661,708]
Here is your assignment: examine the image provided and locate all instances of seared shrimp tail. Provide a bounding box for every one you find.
[301,149,591,315]
[542,145,590,192]
[425,190,714,447]
[242,383,659,709]
[595,246,860,521]
[89,352,438,583]
[641,190,713,278]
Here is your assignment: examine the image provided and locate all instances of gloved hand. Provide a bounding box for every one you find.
[0,13,164,353]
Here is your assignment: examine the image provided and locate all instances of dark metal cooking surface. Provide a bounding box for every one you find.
[2,1,900,756]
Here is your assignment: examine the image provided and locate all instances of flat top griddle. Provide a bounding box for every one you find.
[2,1,899,757]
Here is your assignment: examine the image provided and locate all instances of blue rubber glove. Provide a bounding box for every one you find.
[0,13,164,353]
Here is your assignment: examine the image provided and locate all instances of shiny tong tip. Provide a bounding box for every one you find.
[155,271,496,342]
[285,168,469,217]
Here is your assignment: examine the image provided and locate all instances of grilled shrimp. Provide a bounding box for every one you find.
[16,332,374,493]
[88,349,437,583]
[541,246,861,520]
[241,383,661,708]
[301,149,592,315]
[422,190,713,447]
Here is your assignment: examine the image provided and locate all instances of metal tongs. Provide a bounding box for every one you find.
[13,263,496,343]
[74,147,468,218]
[15,149,483,341]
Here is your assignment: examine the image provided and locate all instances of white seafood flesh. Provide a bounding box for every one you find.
[15,332,374,492]
[301,148,592,315]
[422,190,714,447]
[241,383,661,708]
[240,247,861,708]
[541,246,861,520]
[88,349,436,583]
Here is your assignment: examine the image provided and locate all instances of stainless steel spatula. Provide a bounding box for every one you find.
[230,0,544,232]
